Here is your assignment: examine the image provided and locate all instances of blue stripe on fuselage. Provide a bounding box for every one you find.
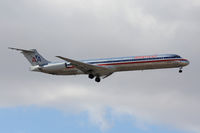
[86,55,181,65]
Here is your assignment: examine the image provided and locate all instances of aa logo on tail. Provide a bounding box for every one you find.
[32,55,41,62]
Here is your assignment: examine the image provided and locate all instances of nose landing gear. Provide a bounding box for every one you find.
[179,68,183,73]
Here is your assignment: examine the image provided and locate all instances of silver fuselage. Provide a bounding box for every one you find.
[31,54,189,76]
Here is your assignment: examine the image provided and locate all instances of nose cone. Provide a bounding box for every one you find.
[182,59,190,66]
[185,59,190,66]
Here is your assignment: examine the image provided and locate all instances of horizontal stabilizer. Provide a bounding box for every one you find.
[8,47,34,53]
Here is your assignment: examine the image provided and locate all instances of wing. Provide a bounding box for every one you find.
[56,56,113,77]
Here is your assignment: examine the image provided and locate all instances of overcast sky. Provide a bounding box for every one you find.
[0,0,200,133]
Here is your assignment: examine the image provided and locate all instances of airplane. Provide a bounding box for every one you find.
[9,47,189,82]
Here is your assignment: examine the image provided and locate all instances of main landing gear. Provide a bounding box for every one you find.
[95,76,101,82]
[88,74,95,79]
[88,74,101,82]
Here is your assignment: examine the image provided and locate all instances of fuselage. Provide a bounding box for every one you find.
[32,54,189,76]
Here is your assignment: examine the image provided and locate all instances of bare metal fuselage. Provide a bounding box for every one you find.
[32,54,189,76]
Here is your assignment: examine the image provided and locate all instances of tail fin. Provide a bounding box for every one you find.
[9,47,50,66]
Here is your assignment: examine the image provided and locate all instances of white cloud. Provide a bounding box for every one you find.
[1,79,200,132]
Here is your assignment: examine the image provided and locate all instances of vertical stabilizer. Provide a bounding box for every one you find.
[9,47,50,66]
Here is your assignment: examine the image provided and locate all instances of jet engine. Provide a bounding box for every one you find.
[41,63,68,72]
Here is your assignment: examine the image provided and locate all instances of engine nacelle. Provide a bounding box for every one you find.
[41,62,67,72]
[30,65,41,72]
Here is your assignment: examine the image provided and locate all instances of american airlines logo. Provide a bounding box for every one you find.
[134,55,157,59]
[32,55,41,62]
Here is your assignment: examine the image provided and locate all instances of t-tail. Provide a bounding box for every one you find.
[8,47,50,66]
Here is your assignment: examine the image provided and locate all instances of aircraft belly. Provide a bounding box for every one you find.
[62,68,84,75]
[114,61,180,72]
[45,68,84,75]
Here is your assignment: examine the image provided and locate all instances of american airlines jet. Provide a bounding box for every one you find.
[9,47,189,82]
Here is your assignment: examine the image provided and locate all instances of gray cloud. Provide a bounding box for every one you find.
[0,0,200,132]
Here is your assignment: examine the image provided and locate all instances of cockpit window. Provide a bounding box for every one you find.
[174,55,181,58]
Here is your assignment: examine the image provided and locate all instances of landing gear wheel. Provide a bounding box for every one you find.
[179,69,183,73]
[95,77,101,82]
[88,74,94,79]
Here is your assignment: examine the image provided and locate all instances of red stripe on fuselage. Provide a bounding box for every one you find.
[98,58,187,66]
[67,58,187,69]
